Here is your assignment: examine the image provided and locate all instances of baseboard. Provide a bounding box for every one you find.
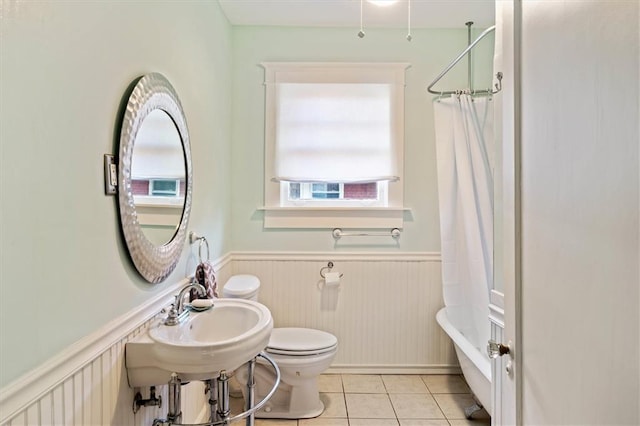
[326,365,462,375]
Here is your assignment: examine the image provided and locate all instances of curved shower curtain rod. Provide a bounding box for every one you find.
[427,24,502,96]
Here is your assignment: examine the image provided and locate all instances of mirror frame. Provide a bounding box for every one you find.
[118,73,192,283]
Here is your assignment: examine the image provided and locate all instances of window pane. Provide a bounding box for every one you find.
[153,181,176,191]
[287,182,379,202]
[150,179,178,196]
[343,182,378,200]
[311,182,340,199]
[289,182,301,199]
[326,183,340,191]
[132,179,150,195]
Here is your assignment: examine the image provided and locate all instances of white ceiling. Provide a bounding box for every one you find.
[218,0,495,29]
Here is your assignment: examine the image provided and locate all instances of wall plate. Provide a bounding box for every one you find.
[104,154,117,195]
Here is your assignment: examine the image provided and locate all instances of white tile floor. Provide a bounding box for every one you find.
[229,374,491,426]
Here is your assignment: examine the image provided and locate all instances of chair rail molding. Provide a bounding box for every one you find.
[230,250,441,262]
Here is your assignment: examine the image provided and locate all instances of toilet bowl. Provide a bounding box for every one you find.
[223,275,338,419]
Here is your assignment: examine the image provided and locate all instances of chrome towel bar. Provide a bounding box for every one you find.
[332,228,401,239]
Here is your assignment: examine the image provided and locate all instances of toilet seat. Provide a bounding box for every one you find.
[266,328,338,356]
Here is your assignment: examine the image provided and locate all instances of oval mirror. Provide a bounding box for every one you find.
[118,73,192,283]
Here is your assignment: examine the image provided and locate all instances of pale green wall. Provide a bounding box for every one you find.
[230,26,494,252]
[0,8,495,388]
[0,2,233,387]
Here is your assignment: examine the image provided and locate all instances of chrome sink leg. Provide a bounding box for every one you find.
[217,371,230,422]
[167,373,182,424]
[245,357,257,426]
[153,353,279,426]
[205,379,219,424]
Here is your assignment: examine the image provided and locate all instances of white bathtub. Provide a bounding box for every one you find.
[436,307,492,416]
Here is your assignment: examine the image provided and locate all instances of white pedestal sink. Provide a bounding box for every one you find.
[126,298,273,387]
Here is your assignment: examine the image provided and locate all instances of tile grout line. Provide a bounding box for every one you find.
[380,375,401,425]
[340,374,350,426]
[258,374,488,426]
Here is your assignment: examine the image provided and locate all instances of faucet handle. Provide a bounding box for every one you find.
[164,303,180,326]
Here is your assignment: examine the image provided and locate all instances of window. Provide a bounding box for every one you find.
[262,62,409,228]
[132,178,182,198]
[149,179,180,197]
[285,182,384,205]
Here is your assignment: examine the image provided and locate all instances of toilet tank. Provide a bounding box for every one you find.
[222,274,261,301]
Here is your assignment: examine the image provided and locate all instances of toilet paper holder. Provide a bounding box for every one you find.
[319,261,343,279]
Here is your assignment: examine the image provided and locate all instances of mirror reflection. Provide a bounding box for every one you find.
[131,110,186,246]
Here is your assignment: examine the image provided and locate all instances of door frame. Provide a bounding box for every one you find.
[492,0,522,424]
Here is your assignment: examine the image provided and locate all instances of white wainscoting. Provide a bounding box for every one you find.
[230,251,457,374]
[0,256,233,426]
[1,251,456,426]
[3,321,169,426]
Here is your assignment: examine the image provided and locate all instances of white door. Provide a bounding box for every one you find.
[512,1,639,424]
[491,1,520,424]
[494,2,639,425]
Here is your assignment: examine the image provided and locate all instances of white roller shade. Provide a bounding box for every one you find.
[274,82,398,183]
[263,62,408,184]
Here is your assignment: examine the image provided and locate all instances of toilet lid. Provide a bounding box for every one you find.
[223,274,260,297]
[267,328,338,356]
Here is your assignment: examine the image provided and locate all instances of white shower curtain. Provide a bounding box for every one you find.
[434,94,494,351]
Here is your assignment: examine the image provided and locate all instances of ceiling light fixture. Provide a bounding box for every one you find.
[366,0,398,6]
[358,0,412,41]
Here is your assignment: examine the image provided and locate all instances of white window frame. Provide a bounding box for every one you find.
[261,62,409,229]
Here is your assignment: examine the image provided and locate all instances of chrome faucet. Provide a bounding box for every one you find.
[164,282,207,325]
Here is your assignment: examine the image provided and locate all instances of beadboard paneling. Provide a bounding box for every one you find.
[1,253,455,426]
[2,317,210,426]
[4,319,162,426]
[230,252,457,373]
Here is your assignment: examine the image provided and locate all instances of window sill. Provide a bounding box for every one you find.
[258,206,409,229]
[133,196,184,208]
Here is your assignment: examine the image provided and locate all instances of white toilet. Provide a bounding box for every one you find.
[222,274,338,419]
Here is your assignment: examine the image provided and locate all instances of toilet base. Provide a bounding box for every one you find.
[255,398,324,420]
[236,360,326,419]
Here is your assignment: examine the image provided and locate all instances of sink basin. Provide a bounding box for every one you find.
[126,298,273,386]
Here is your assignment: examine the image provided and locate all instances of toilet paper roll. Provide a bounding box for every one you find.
[324,272,341,287]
